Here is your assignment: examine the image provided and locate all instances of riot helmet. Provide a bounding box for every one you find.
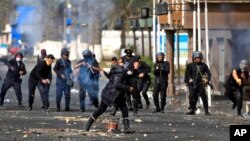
[156,52,165,62]
[82,49,92,59]
[239,59,248,71]
[61,48,70,56]
[124,46,133,57]
[192,51,203,59]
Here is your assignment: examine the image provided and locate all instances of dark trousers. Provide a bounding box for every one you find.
[0,79,22,103]
[137,79,150,105]
[225,87,243,114]
[189,84,208,112]
[56,81,71,108]
[125,78,140,109]
[28,79,50,108]
[92,96,129,119]
[153,82,167,110]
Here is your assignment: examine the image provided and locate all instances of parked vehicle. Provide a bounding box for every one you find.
[0,43,9,63]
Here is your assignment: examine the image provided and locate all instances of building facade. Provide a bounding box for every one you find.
[159,0,250,93]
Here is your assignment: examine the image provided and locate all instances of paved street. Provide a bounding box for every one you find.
[0,59,249,141]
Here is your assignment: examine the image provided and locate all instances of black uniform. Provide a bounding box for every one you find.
[85,64,135,134]
[121,55,137,110]
[152,60,170,113]
[0,57,26,106]
[137,61,151,108]
[224,68,249,116]
[184,62,193,110]
[125,63,141,115]
[186,62,211,115]
[28,60,52,110]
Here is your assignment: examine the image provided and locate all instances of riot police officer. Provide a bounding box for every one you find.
[152,52,170,113]
[74,49,101,112]
[53,48,73,111]
[121,46,137,110]
[0,52,26,106]
[186,51,211,116]
[224,59,249,117]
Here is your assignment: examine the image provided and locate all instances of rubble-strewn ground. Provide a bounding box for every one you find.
[0,59,249,141]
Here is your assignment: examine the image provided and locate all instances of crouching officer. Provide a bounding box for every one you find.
[85,63,135,134]
[53,48,73,112]
[186,51,211,116]
[224,59,249,117]
[0,52,26,106]
[152,52,170,113]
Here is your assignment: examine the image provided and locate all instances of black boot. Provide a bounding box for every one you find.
[65,102,70,111]
[18,100,22,106]
[186,109,195,115]
[28,106,32,111]
[0,98,4,106]
[56,103,61,112]
[28,103,33,111]
[205,110,211,116]
[132,100,139,116]
[152,109,160,113]
[139,101,143,109]
[237,109,242,117]
[92,98,99,108]
[142,93,150,109]
[122,119,135,134]
[232,103,237,110]
[85,116,95,131]
[152,103,160,113]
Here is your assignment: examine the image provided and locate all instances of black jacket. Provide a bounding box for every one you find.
[29,61,52,81]
[5,58,26,82]
[101,64,130,106]
[121,55,137,69]
[187,62,211,85]
[138,61,151,81]
[184,62,192,83]
[153,61,170,83]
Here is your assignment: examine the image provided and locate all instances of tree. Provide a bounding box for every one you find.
[0,0,13,31]
[109,0,152,50]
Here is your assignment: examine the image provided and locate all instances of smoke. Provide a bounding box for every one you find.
[230,30,250,68]
[13,0,44,46]
[73,0,114,44]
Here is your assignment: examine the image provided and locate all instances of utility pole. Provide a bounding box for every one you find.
[193,0,197,51]
[205,0,211,107]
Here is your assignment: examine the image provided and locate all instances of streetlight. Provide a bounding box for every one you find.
[138,19,146,56]
[140,7,154,59]
[145,18,153,59]
[130,19,138,54]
